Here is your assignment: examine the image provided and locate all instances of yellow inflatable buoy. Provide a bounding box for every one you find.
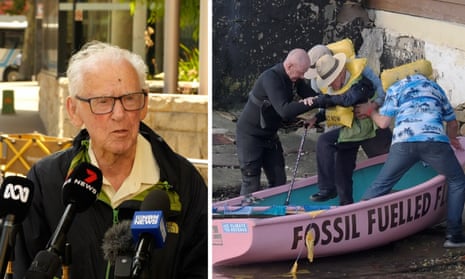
[381,59,434,91]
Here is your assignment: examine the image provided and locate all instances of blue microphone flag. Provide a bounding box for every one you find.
[131,211,167,248]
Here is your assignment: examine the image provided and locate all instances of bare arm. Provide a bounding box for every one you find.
[355,101,392,128]
[370,110,392,129]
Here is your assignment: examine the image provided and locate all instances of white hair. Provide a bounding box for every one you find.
[66,41,148,97]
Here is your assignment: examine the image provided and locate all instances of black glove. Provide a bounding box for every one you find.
[313,94,335,108]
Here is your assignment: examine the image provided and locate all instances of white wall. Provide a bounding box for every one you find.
[369,10,465,106]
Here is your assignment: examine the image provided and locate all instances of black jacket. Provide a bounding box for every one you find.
[311,75,374,108]
[14,122,207,279]
[236,63,317,137]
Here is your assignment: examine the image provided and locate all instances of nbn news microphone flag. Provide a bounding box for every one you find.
[131,211,167,248]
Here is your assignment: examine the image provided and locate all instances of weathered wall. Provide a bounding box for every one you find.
[37,73,208,183]
[214,1,465,110]
[366,10,465,107]
[213,0,372,109]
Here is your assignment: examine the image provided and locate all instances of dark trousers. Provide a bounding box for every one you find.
[316,128,359,205]
[361,127,392,157]
[236,131,286,196]
[316,127,392,205]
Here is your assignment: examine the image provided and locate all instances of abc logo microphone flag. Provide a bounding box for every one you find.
[131,211,167,248]
[0,176,34,278]
[0,176,34,222]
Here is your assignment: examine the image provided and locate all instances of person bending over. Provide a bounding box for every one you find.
[303,53,380,205]
[357,73,465,248]
[235,48,319,198]
[304,44,392,157]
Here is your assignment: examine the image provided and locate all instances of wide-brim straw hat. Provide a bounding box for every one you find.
[304,45,332,79]
[316,53,347,89]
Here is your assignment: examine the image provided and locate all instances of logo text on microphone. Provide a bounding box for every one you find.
[134,214,160,225]
[4,183,30,203]
[65,177,98,195]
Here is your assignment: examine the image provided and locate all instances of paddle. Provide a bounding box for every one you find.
[284,123,309,205]
[212,204,333,217]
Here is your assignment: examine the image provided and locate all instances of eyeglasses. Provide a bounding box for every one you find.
[75,92,148,115]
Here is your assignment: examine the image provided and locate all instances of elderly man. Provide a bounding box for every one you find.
[236,48,318,197]
[304,43,392,158]
[303,53,379,205]
[14,41,207,279]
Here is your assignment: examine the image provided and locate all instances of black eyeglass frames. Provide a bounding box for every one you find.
[75,91,148,115]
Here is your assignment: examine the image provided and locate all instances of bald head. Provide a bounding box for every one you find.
[285,49,310,68]
[284,48,310,82]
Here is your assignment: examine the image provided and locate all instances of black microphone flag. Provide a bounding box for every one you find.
[0,176,34,278]
[25,162,102,279]
[47,162,102,253]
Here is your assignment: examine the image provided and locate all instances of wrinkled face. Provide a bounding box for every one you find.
[67,59,147,157]
[329,68,346,90]
[286,62,309,82]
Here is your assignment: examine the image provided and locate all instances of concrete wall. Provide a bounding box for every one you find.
[37,73,208,183]
[366,10,465,107]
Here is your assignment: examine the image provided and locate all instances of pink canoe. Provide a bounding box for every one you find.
[212,137,465,266]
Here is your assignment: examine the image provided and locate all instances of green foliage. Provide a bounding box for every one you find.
[178,0,200,42]
[178,43,198,82]
[131,0,200,84]
[132,0,200,42]
[0,0,27,15]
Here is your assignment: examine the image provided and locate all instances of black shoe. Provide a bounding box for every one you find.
[310,192,337,202]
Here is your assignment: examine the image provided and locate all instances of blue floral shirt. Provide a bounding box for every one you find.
[380,74,456,144]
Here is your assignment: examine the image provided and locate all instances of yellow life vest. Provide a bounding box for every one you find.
[327,38,356,60]
[320,58,367,127]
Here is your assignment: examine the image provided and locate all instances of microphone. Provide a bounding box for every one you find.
[24,162,102,279]
[61,243,72,279]
[23,250,61,279]
[102,220,134,279]
[130,190,170,279]
[47,162,102,253]
[0,176,34,277]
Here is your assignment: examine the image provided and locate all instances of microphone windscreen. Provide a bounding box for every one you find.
[24,250,61,279]
[0,176,34,222]
[102,220,134,262]
[117,200,142,221]
[62,162,102,212]
[140,189,170,212]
